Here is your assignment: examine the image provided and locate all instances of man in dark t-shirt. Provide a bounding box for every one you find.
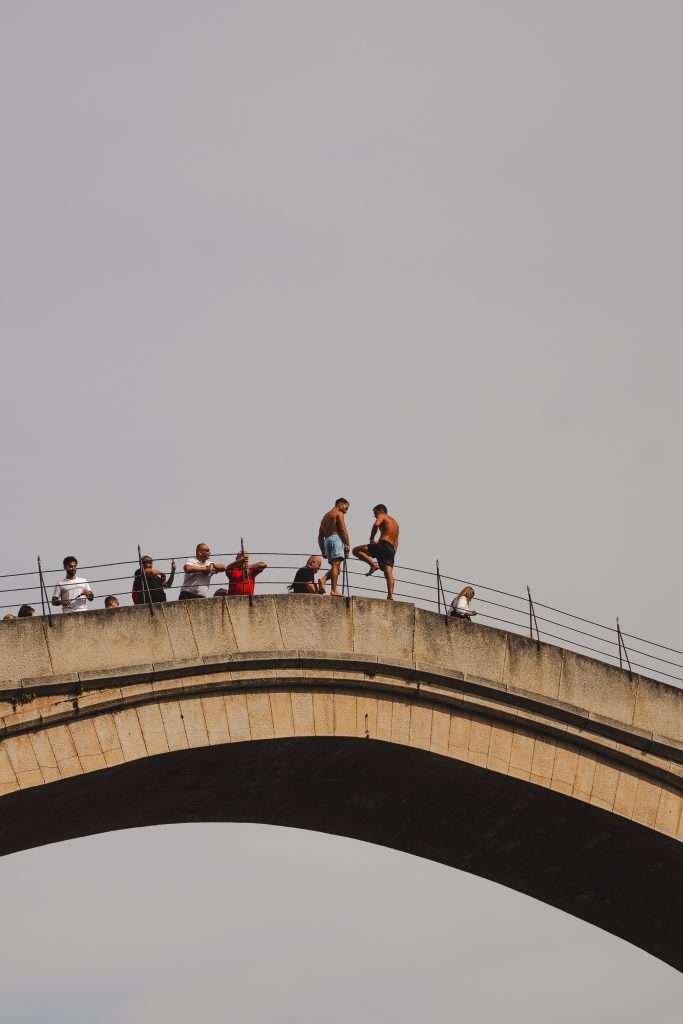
[289,555,324,594]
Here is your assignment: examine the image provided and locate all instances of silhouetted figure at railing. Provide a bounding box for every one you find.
[132,554,176,605]
[17,604,35,617]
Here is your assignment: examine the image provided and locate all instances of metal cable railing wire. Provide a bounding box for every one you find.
[1,552,681,686]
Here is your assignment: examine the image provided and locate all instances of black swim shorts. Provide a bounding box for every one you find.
[367,540,395,568]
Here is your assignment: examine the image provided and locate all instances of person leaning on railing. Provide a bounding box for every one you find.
[450,585,477,621]
[225,550,268,596]
[132,554,176,605]
[179,544,226,600]
[51,556,94,613]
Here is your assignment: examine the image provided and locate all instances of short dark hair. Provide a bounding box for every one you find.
[373,504,387,514]
[17,605,35,617]
[63,555,78,568]
[335,497,349,506]
[104,595,119,607]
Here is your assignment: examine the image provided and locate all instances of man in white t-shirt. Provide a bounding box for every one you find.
[52,556,94,613]
[179,543,226,599]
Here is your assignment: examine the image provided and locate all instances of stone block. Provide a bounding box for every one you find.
[137,703,170,756]
[113,708,147,761]
[246,693,274,739]
[275,595,352,652]
[409,705,432,750]
[180,698,208,748]
[430,708,450,754]
[201,695,230,745]
[414,610,507,684]
[390,701,411,745]
[613,770,639,819]
[180,599,238,659]
[46,606,175,677]
[0,618,52,684]
[353,598,415,662]
[227,596,284,653]
[504,633,563,700]
[68,719,103,759]
[224,693,251,741]
[313,693,334,735]
[270,692,294,738]
[559,651,637,729]
[159,701,189,750]
[333,693,357,737]
[448,712,472,760]
[633,679,683,745]
[654,789,682,838]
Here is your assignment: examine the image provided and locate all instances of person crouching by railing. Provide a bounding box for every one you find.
[132,554,176,605]
[226,550,268,596]
[289,555,324,594]
[450,585,477,621]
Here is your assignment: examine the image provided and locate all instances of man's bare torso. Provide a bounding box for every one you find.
[320,507,345,538]
[377,514,399,549]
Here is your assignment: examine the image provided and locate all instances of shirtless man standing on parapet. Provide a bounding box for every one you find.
[353,504,399,600]
[318,498,351,596]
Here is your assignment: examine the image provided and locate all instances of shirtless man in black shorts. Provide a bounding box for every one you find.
[353,504,399,600]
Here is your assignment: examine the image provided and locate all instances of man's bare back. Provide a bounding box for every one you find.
[319,507,346,541]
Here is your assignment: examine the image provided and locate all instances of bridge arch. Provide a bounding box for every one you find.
[0,596,681,969]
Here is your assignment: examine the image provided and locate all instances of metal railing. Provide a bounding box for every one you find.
[1,550,682,688]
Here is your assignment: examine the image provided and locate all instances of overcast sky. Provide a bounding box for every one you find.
[1,1,681,1019]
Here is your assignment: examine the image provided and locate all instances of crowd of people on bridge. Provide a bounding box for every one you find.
[2,500,478,622]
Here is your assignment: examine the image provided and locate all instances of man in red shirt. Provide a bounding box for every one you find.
[225,550,268,596]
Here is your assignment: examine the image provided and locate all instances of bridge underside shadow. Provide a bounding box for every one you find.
[0,736,680,971]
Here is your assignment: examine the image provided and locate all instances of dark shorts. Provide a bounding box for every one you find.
[367,540,395,568]
[178,590,206,600]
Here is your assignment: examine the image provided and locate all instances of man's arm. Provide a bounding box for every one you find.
[184,561,217,574]
[164,561,176,589]
[318,521,326,556]
[369,515,383,542]
[337,511,351,549]
[250,562,268,576]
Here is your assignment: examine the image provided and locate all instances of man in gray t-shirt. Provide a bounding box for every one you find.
[179,543,226,599]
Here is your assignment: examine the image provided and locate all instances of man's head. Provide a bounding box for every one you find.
[306,555,322,571]
[63,556,78,577]
[335,498,350,513]
[141,554,154,569]
[196,543,210,561]
[104,595,120,609]
[17,605,35,618]
[373,504,388,516]
[235,550,249,564]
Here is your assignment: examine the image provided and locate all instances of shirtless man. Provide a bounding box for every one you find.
[318,498,351,596]
[353,504,399,600]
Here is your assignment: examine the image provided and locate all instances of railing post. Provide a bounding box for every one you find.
[137,546,155,616]
[527,585,540,649]
[436,560,448,620]
[37,555,53,627]
[343,556,351,605]
[616,617,633,680]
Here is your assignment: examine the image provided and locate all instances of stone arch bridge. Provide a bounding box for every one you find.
[0,596,681,969]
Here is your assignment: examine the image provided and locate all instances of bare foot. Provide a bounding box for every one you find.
[365,562,380,576]
[330,590,342,597]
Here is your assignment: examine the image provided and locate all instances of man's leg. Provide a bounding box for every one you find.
[353,544,379,576]
[383,564,395,600]
[329,559,342,595]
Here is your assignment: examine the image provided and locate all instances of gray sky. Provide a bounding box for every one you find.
[1,1,681,1019]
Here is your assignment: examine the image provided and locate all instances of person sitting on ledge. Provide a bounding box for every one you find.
[51,556,94,613]
[353,504,399,600]
[104,595,120,609]
[289,555,324,594]
[226,550,268,596]
[132,554,176,605]
[179,544,226,600]
[17,604,35,617]
[450,585,477,620]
